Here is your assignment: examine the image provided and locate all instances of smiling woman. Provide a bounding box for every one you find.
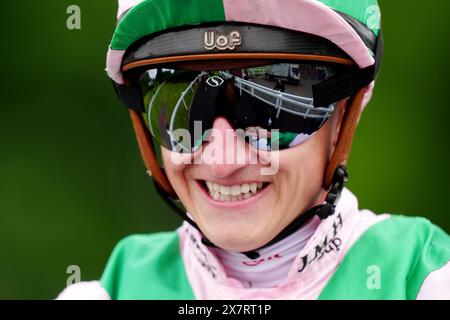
[56,0,450,300]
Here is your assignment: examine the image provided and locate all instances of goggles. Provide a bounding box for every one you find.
[112,23,382,156]
[133,61,349,153]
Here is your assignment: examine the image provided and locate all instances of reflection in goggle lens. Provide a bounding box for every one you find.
[139,63,337,153]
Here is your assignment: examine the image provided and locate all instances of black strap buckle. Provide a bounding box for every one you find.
[316,165,348,219]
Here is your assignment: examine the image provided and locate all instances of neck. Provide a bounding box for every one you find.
[213,216,321,288]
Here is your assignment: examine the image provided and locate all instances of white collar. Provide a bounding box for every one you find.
[213,216,321,288]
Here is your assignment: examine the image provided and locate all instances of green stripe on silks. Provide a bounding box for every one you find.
[111,0,226,50]
[101,232,195,300]
[319,216,450,300]
[318,0,381,36]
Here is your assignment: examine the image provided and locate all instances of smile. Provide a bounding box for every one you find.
[200,181,270,202]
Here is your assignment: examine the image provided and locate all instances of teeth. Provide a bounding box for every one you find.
[241,184,250,193]
[230,185,241,196]
[220,185,231,196]
[204,180,267,202]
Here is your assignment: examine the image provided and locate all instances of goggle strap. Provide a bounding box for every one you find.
[122,23,351,67]
[313,32,383,107]
[113,81,145,113]
[129,109,177,197]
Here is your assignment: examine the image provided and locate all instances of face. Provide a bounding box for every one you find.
[162,102,345,253]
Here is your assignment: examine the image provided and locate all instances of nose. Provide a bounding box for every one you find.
[201,117,248,178]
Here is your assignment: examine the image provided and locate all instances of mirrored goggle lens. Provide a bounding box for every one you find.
[139,62,337,153]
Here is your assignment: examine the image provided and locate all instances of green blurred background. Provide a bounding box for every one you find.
[0,1,448,299]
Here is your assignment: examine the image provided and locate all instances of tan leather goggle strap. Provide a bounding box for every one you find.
[128,109,178,198]
[122,53,354,72]
[323,87,367,189]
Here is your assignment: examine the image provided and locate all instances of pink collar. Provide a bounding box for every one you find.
[213,216,321,288]
[179,188,389,299]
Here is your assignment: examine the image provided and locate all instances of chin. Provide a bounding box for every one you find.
[199,220,276,253]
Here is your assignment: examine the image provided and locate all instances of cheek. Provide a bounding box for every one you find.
[160,148,210,220]
[161,148,190,200]
[276,125,333,206]
[161,148,181,178]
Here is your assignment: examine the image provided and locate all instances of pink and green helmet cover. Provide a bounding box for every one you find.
[107,0,381,106]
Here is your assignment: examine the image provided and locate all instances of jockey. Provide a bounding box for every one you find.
[58,0,450,300]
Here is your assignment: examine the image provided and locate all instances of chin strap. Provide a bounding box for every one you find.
[154,165,348,260]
